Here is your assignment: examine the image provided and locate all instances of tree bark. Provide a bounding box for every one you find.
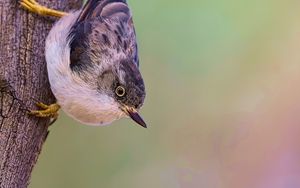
[0,0,82,187]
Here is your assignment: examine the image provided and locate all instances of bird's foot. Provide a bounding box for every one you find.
[28,102,60,125]
[20,0,67,18]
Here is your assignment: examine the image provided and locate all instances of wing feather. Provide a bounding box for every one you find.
[68,0,138,72]
[78,0,129,22]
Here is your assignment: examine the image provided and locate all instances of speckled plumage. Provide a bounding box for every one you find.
[45,0,146,126]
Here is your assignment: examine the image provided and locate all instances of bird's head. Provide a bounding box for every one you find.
[96,58,146,127]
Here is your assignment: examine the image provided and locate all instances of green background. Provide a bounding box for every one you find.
[31,0,300,187]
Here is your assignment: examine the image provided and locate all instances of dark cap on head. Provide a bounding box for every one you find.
[117,59,145,108]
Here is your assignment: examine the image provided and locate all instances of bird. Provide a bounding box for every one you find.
[20,0,147,128]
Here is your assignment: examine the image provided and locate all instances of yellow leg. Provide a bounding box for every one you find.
[20,0,68,18]
[29,102,60,121]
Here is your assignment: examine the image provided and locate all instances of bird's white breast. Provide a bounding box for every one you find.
[45,11,125,126]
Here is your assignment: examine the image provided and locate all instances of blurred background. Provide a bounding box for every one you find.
[31,0,300,187]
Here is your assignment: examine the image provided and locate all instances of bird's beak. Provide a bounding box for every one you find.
[123,106,147,128]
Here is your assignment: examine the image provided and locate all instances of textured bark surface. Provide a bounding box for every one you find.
[0,0,82,187]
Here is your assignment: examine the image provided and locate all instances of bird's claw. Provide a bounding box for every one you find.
[28,102,60,125]
[19,0,67,18]
[20,0,45,15]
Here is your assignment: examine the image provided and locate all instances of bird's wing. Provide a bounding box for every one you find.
[78,0,130,22]
[68,0,138,72]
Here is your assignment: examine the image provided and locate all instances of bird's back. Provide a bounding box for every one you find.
[68,0,139,73]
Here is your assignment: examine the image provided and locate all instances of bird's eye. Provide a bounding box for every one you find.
[115,86,126,97]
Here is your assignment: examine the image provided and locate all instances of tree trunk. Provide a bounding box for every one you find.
[0,0,82,187]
